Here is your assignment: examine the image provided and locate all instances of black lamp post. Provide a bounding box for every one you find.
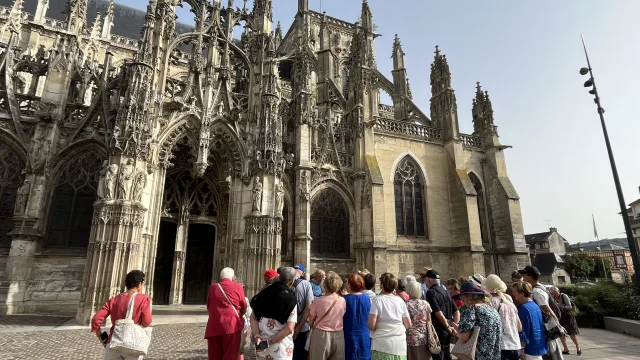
[579,35,640,292]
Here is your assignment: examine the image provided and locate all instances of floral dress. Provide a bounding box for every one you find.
[406,299,431,346]
[255,305,297,359]
[457,304,502,360]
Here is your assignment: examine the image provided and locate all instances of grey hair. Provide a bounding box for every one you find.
[549,285,560,293]
[428,278,441,286]
[220,267,235,280]
[279,267,296,283]
[406,278,422,299]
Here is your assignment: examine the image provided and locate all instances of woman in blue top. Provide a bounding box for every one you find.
[343,273,372,360]
[511,282,548,360]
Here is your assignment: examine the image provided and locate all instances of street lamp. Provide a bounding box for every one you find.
[579,35,640,292]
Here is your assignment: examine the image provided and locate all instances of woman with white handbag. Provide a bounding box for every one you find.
[91,270,153,360]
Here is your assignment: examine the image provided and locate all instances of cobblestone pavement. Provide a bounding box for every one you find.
[0,319,639,360]
[0,323,256,360]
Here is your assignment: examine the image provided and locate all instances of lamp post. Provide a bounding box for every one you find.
[579,35,640,292]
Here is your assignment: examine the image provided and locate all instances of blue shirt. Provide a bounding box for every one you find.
[518,300,548,356]
[310,280,322,297]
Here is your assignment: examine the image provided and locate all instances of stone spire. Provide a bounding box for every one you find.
[430,45,459,140]
[319,12,331,50]
[391,34,409,119]
[274,21,283,48]
[392,34,405,70]
[253,0,273,32]
[89,13,102,40]
[472,82,495,134]
[3,0,24,35]
[298,0,308,13]
[360,0,373,33]
[65,0,88,36]
[137,0,156,64]
[34,0,49,23]
[101,0,114,39]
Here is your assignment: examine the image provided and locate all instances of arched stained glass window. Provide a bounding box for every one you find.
[394,157,426,237]
[310,188,348,257]
[0,146,24,248]
[469,172,491,246]
[45,151,103,248]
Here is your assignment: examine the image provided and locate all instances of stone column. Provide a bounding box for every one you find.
[244,215,282,296]
[76,157,149,325]
[294,168,311,273]
[168,207,189,305]
[4,173,44,314]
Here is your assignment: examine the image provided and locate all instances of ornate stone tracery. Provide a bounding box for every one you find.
[0,145,24,247]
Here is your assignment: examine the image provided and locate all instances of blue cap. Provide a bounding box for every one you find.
[294,264,306,273]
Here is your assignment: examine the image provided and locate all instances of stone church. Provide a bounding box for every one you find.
[0,0,528,323]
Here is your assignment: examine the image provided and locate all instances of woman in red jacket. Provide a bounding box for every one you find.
[92,270,152,360]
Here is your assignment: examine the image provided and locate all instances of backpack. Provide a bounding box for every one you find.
[561,293,579,316]
[534,284,562,319]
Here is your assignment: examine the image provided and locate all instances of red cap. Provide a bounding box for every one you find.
[264,269,278,279]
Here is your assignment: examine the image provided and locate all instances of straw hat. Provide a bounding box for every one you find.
[483,274,507,293]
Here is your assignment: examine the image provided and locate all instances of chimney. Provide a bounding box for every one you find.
[550,227,557,233]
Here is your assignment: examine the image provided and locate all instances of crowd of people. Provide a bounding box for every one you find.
[90,264,582,360]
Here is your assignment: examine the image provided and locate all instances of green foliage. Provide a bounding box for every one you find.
[560,282,640,328]
[563,254,595,279]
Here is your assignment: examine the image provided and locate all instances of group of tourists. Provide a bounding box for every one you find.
[90,264,582,360]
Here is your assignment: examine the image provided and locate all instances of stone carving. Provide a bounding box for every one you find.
[117,159,134,200]
[14,179,30,214]
[299,171,310,202]
[251,176,263,215]
[131,169,147,202]
[275,181,284,218]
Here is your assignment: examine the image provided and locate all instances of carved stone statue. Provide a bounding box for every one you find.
[104,164,118,200]
[131,170,147,202]
[251,176,262,215]
[117,160,134,200]
[14,179,30,214]
[97,160,108,199]
[275,182,284,218]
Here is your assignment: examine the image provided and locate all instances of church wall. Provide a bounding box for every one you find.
[18,254,85,314]
[374,135,453,248]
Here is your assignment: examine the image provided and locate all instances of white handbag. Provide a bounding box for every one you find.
[109,293,153,356]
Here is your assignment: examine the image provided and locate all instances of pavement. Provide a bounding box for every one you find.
[0,308,639,360]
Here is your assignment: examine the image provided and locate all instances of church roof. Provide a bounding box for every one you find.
[1,0,193,39]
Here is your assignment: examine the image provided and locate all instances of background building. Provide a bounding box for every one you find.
[0,0,527,322]
[525,227,570,285]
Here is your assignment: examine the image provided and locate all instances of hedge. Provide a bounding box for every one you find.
[559,282,640,328]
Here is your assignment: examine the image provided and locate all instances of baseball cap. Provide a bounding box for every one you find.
[264,269,278,279]
[425,270,440,279]
[294,264,306,273]
[518,265,541,277]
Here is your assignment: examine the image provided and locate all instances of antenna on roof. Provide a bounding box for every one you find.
[544,220,552,228]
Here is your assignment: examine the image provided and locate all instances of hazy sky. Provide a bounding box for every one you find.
[125,0,640,243]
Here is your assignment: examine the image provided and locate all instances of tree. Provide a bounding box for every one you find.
[563,254,596,279]
[593,257,612,279]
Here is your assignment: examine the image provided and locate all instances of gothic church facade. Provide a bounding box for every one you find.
[0,0,528,323]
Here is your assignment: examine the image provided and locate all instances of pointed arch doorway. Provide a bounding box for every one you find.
[152,142,220,305]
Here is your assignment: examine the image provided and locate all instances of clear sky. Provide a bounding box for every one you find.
[126,0,640,243]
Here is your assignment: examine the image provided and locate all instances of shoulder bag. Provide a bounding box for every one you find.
[422,300,441,355]
[109,293,153,356]
[451,305,481,360]
[532,285,565,340]
[304,296,338,351]
[217,283,246,355]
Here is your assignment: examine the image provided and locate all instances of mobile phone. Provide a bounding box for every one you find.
[255,340,269,350]
[100,332,108,344]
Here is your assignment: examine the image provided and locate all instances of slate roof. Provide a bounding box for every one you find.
[568,244,627,252]
[525,231,552,244]
[0,0,193,39]
[533,252,564,275]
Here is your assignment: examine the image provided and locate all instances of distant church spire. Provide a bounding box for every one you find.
[472,82,495,134]
[430,45,459,140]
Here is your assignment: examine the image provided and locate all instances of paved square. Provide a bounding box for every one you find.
[0,314,638,360]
